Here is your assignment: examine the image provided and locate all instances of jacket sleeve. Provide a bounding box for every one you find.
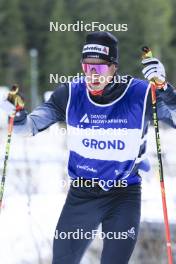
[145,83,176,128]
[13,83,69,136]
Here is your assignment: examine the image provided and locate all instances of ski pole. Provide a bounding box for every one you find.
[0,85,20,214]
[142,47,173,264]
[0,112,16,213]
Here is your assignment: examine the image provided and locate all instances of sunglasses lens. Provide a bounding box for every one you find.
[82,64,109,74]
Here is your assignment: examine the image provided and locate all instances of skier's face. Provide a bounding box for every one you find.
[82,58,117,91]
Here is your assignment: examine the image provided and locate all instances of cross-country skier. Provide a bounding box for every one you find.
[0,32,176,264]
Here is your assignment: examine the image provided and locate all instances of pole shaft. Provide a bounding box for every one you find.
[151,83,173,264]
[0,113,15,213]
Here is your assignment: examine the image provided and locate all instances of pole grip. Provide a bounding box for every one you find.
[142,46,153,59]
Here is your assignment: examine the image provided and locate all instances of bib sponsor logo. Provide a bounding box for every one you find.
[80,113,90,123]
[77,165,97,173]
[82,138,125,150]
[79,113,127,125]
[127,227,136,240]
[82,44,109,55]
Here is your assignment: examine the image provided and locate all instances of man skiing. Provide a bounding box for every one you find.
[0,31,176,264]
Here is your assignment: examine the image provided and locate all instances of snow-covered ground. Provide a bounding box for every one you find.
[141,125,176,223]
[0,113,175,264]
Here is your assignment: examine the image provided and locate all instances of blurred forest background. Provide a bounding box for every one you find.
[1,0,176,108]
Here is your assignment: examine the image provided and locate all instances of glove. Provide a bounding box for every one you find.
[142,57,167,89]
[7,85,25,111]
[0,85,25,116]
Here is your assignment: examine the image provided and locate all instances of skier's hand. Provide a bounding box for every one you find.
[0,85,25,116]
[8,85,25,111]
[141,58,167,89]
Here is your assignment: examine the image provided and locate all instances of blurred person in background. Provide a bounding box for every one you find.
[0,31,176,264]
